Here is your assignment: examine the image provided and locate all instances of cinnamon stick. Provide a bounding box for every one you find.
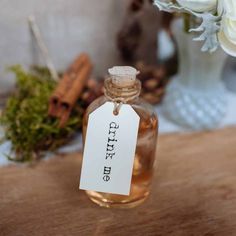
[58,59,92,128]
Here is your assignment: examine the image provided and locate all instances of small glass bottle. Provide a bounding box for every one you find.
[82,66,158,208]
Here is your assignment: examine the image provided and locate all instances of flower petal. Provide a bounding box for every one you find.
[177,0,217,12]
[218,30,236,57]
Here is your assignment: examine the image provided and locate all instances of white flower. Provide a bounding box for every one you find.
[176,0,217,12]
[154,0,236,56]
[218,0,236,57]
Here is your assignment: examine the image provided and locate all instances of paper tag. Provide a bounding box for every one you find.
[79,102,140,195]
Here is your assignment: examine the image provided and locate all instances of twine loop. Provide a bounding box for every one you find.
[104,90,140,115]
[104,78,141,115]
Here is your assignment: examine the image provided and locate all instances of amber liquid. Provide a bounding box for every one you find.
[82,96,158,208]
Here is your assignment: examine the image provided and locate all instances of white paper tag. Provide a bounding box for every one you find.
[79,102,140,195]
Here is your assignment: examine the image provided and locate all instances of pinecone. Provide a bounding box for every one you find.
[79,77,104,108]
[136,62,169,104]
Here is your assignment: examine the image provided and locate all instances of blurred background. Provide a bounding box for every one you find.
[0,0,236,147]
[0,0,235,92]
[0,0,127,92]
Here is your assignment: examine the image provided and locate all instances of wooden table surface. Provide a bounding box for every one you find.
[1,127,236,236]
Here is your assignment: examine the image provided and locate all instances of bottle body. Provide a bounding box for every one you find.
[82,95,158,208]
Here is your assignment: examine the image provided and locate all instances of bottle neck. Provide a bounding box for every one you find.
[104,78,141,103]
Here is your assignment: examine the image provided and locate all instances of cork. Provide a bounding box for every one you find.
[108,66,139,87]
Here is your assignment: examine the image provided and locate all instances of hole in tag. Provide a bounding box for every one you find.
[113,102,123,116]
[113,110,119,116]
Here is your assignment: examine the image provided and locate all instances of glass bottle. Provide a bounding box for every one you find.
[82,66,158,208]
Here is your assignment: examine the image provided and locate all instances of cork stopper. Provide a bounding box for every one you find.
[108,66,139,87]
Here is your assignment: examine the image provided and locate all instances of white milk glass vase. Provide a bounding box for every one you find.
[163,19,228,130]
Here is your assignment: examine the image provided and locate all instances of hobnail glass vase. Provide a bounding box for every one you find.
[163,19,228,130]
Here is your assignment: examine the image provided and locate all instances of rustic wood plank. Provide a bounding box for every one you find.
[1,127,236,236]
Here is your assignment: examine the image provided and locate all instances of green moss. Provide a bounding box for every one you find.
[0,65,82,162]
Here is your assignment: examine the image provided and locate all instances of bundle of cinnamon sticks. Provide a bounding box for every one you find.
[48,53,92,128]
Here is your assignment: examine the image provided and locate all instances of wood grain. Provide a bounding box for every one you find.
[1,127,236,236]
